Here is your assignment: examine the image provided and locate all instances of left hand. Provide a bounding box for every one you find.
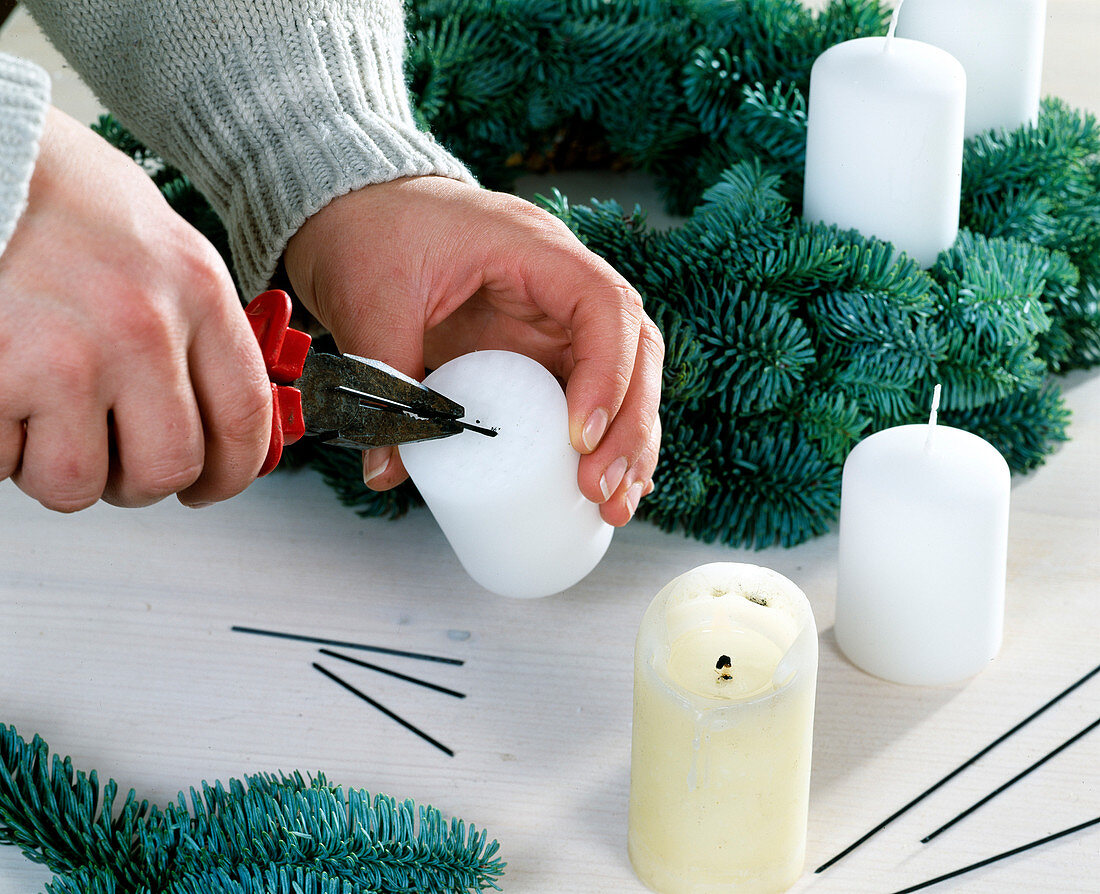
[282,175,663,526]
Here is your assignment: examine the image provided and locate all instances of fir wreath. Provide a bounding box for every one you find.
[95,0,1100,548]
[0,725,505,894]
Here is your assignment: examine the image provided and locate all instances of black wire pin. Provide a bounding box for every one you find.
[319,648,466,699]
[889,816,1100,894]
[314,663,454,757]
[815,660,1100,873]
[922,715,1100,843]
[231,625,463,665]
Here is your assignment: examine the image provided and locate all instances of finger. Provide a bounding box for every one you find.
[362,445,411,492]
[564,281,646,456]
[577,315,664,526]
[101,373,205,507]
[597,413,662,527]
[500,222,647,455]
[0,419,25,482]
[177,302,272,506]
[14,408,109,512]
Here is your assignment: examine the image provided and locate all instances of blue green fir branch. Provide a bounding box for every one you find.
[89,0,1100,549]
[0,725,504,894]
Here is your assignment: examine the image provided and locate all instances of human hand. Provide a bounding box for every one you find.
[283,175,663,526]
[0,108,272,511]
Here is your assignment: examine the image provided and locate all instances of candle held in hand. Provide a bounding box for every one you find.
[400,351,613,599]
[834,387,1010,685]
[896,0,1047,138]
[629,563,818,894]
[802,15,966,268]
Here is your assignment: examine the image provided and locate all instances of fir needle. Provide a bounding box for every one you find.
[318,648,466,699]
[314,662,454,757]
[922,716,1100,843]
[231,625,464,665]
[815,660,1100,873]
[888,816,1100,894]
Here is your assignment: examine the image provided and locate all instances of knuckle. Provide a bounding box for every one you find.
[641,315,666,360]
[227,384,274,441]
[110,297,178,354]
[214,385,274,469]
[38,332,102,399]
[182,244,235,306]
[497,195,573,238]
[28,460,104,513]
[41,492,99,513]
[611,365,634,396]
[127,452,204,502]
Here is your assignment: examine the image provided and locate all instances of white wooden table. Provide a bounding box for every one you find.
[1,4,1098,892]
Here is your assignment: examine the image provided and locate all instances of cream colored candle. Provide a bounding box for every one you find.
[628,563,818,894]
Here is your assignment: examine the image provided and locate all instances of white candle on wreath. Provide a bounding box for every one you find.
[896,0,1047,138]
[802,7,966,268]
[400,350,612,599]
[629,563,818,894]
[834,386,1010,686]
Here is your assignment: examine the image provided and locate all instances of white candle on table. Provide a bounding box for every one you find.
[629,563,818,894]
[802,9,966,268]
[897,0,1047,138]
[835,386,1010,686]
[400,350,612,599]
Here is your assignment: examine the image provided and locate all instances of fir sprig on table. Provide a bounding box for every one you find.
[91,0,1100,547]
[0,725,504,894]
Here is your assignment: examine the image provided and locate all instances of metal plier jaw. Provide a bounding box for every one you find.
[245,290,466,476]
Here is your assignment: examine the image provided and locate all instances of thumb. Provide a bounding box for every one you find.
[322,288,429,493]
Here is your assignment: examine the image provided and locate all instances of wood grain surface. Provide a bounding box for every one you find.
[1,4,1097,892]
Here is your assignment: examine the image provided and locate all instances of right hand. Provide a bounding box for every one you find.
[0,107,272,511]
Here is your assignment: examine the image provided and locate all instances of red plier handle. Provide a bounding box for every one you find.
[245,290,312,476]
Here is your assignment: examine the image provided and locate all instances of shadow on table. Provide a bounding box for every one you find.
[811,624,967,800]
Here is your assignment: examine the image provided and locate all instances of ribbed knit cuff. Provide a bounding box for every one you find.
[147,6,475,297]
[0,53,50,258]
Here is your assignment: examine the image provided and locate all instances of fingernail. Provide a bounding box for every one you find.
[642,479,655,497]
[625,481,644,518]
[187,501,214,510]
[599,456,629,502]
[581,408,609,452]
[363,448,391,485]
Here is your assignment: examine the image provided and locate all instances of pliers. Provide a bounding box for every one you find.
[244,289,493,476]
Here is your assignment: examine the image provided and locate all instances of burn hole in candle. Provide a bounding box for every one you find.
[666,628,784,700]
[716,654,734,681]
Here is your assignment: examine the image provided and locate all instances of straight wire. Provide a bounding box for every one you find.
[314,663,454,758]
[456,419,498,437]
[889,817,1100,894]
[231,625,464,665]
[335,385,496,438]
[922,716,1100,843]
[319,648,466,699]
[815,660,1100,873]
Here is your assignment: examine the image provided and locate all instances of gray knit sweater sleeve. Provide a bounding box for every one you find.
[23,0,475,297]
[0,52,50,259]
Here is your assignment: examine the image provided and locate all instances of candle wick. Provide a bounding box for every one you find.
[715,654,734,681]
[885,3,903,48]
[924,383,942,452]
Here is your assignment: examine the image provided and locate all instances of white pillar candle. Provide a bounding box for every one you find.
[628,563,818,894]
[834,387,1010,686]
[399,350,612,599]
[802,12,966,269]
[896,0,1047,138]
